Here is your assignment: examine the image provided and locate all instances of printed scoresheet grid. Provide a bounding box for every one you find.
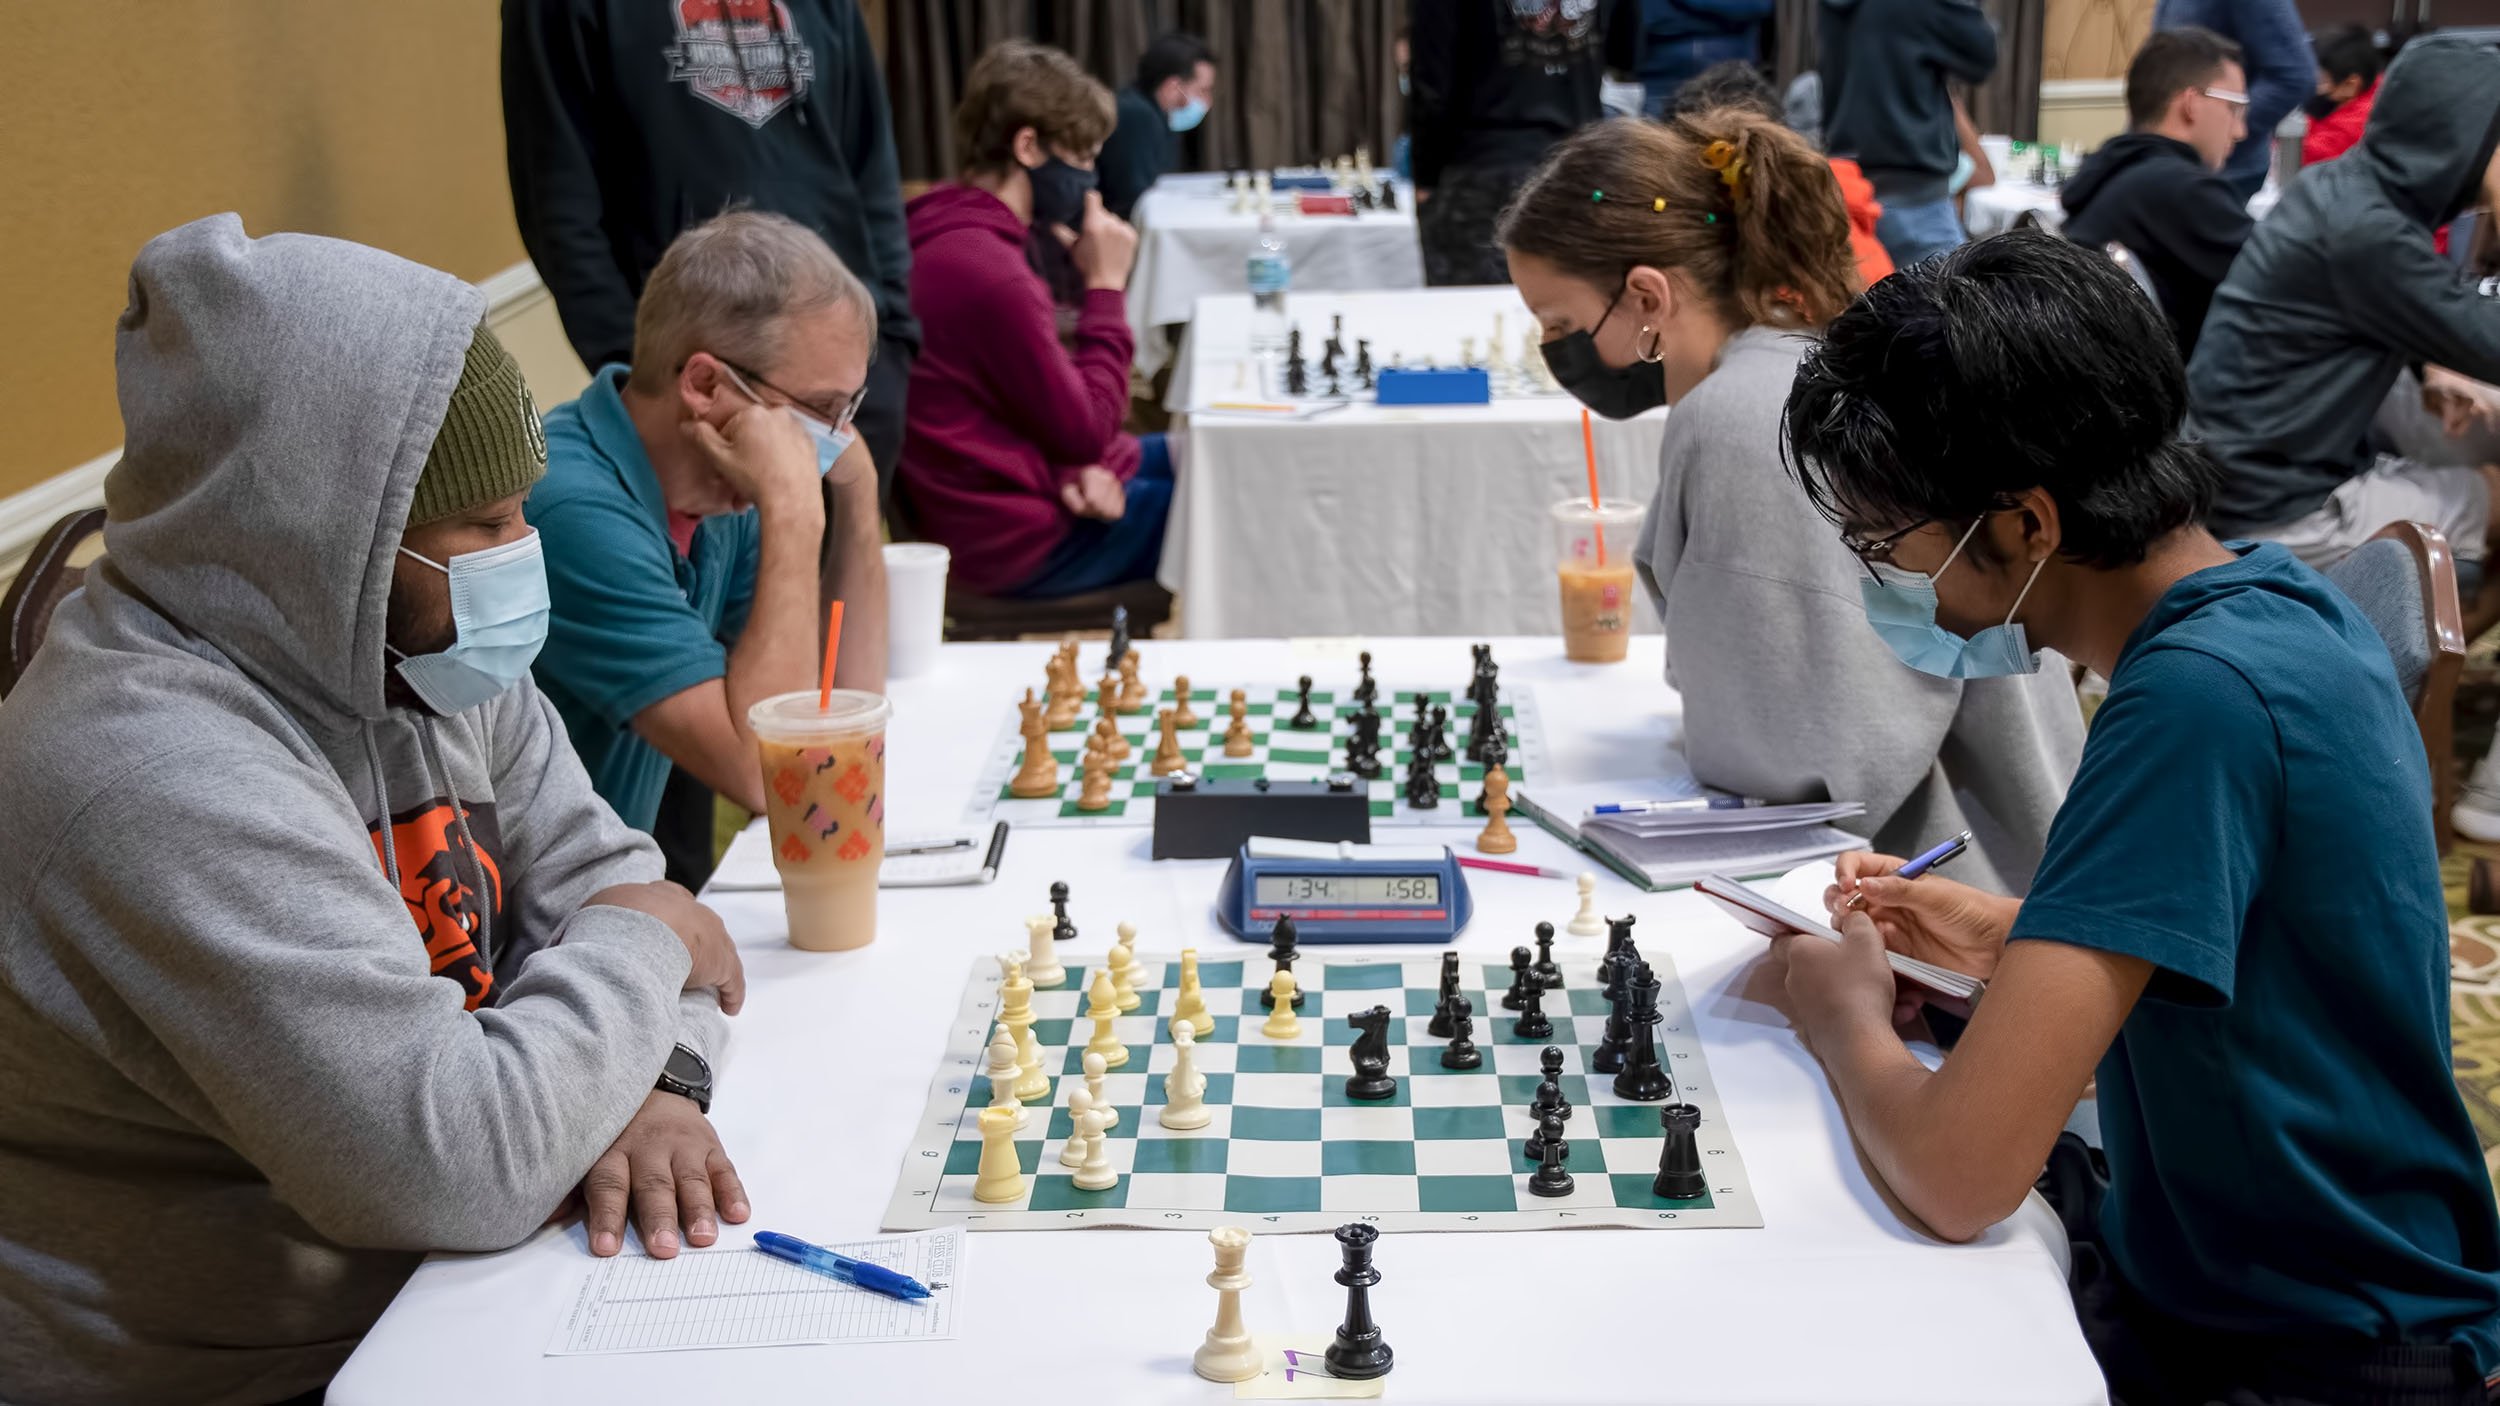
[550,1231,959,1354]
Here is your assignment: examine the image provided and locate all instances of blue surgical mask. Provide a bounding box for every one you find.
[720,363,856,475]
[1858,517,2048,679]
[389,531,550,714]
[798,413,855,475]
[1169,96,1208,132]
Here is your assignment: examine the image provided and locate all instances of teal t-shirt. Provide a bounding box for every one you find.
[2015,543,2500,1362]
[527,366,759,832]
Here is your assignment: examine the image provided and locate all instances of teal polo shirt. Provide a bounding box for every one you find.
[528,365,759,832]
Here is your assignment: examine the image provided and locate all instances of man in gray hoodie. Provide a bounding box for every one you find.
[0,215,749,1405]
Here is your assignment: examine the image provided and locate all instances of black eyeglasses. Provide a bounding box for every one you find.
[719,358,869,435]
[1838,517,1937,582]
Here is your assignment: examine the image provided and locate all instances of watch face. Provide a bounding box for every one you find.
[664,1045,711,1090]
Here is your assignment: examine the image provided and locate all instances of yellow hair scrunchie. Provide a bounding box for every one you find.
[1700,139,1748,212]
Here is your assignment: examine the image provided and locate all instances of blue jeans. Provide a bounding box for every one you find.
[1014,433,1174,598]
[1874,198,1967,268]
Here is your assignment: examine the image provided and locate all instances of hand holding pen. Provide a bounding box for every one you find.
[1825,833,2020,991]
[1839,831,1971,912]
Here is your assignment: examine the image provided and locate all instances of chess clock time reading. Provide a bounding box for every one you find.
[1254,874,1440,905]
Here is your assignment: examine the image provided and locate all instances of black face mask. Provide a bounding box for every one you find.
[2302,91,2343,120]
[1027,155,1096,232]
[1540,285,1666,420]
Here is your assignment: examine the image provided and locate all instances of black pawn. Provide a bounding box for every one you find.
[1530,1073,1567,1125]
[1501,946,1535,1011]
[1427,951,1461,1038]
[1655,1103,1706,1199]
[1612,962,1675,1102]
[1513,977,1553,1041]
[1527,1115,1575,1197]
[1407,695,1431,749]
[1428,705,1454,761]
[1290,675,1318,729]
[1049,881,1077,942]
[1261,915,1306,1010]
[1325,1224,1394,1380]
[1539,1045,1573,1121]
[1533,921,1562,990]
[1403,750,1440,810]
[1439,996,1481,1069]
[1353,651,1377,706]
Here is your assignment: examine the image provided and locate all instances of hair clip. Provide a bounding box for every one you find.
[1700,139,1748,208]
[1590,188,1605,203]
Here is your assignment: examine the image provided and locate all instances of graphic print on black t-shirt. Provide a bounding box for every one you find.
[664,0,816,128]
[368,799,505,1011]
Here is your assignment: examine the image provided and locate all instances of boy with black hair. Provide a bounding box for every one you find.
[2302,22,2383,167]
[1779,230,2500,1404]
[2060,27,2253,359]
[1096,32,1218,220]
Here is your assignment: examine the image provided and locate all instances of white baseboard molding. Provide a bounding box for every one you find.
[0,260,549,591]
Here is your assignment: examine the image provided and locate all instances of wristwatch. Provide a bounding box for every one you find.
[655,1043,713,1114]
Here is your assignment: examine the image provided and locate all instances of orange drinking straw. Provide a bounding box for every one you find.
[1580,407,1606,566]
[819,601,845,711]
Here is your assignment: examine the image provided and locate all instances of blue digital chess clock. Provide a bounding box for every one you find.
[1217,837,1473,944]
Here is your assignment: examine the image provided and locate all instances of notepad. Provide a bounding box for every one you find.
[706,822,1007,892]
[546,1227,961,1355]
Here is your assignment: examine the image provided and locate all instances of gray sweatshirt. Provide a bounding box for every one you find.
[0,214,726,1405]
[1634,326,2086,894]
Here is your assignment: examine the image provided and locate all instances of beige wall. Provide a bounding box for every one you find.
[0,3,548,502]
[2044,0,2157,81]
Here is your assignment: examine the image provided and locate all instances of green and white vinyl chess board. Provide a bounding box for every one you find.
[883,950,1763,1233]
[962,684,1551,828]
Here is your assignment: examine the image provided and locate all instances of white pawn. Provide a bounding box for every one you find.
[1161,1024,1212,1130]
[984,1026,1027,1130]
[1025,914,1066,988]
[1060,1088,1096,1169]
[1260,970,1301,1040]
[1567,872,1605,937]
[1071,1106,1120,1191]
[1084,1049,1118,1130]
[1110,922,1142,1011]
[1192,1226,1261,1382]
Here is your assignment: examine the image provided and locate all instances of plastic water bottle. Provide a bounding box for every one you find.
[1248,212,1291,370]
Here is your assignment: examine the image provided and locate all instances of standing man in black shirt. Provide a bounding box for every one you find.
[503,0,915,511]
[1411,0,1641,287]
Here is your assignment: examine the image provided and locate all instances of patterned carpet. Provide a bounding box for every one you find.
[2448,665,2500,1192]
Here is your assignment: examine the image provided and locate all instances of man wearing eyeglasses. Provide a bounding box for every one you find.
[2060,28,2253,361]
[526,211,889,865]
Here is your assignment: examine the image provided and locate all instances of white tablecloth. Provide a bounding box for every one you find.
[1129,174,1424,374]
[332,637,2105,1406]
[1965,180,2067,238]
[1162,288,1670,640]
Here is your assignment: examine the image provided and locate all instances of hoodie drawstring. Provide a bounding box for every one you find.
[362,720,402,896]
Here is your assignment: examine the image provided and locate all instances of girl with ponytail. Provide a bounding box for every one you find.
[1498,110,2084,892]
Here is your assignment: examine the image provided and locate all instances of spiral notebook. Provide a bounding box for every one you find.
[1509,778,1866,893]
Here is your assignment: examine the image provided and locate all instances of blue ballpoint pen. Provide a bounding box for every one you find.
[1590,796,1767,816]
[752,1232,934,1301]
[1841,830,1973,911]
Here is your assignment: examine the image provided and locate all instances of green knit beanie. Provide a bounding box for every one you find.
[408,322,546,526]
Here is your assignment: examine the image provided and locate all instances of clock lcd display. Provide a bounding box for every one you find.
[1254,874,1440,906]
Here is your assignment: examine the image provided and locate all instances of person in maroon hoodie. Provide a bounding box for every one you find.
[897,41,1174,599]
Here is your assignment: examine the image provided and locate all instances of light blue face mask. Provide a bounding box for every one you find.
[1858,516,2048,680]
[720,363,855,475]
[390,531,550,714]
[1169,95,1209,132]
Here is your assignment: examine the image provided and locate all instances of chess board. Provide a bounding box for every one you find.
[962,684,1551,829]
[883,950,1763,1233]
